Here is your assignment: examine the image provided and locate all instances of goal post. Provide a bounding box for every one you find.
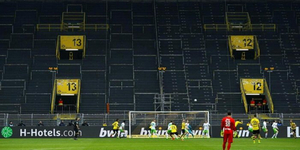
[128,111,210,138]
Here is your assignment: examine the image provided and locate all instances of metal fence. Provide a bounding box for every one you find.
[1,113,299,127]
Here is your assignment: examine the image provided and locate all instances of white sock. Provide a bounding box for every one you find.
[166,134,168,139]
[265,133,268,138]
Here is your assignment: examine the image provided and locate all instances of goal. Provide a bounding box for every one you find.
[128,111,210,138]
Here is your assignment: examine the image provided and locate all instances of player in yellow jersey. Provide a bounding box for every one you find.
[170,123,178,140]
[250,115,261,143]
[180,119,186,140]
[111,119,119,137]
[234,119,243,138]
[290,120,297,139]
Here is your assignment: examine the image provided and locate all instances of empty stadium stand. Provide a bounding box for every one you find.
[0,1,299,114]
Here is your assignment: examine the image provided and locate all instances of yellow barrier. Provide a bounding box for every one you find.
[204,23,276,31]
[251,24,276,31]
[51,79,57,114]
[36,24,63,31]
[264,80,274,113]
[203,24,227,31]
[37,24,109,31]
[76,80,81,113]
[254,36,260,59]
[228,36,234,58]
[240,79,248,113]
[56,36,60,60]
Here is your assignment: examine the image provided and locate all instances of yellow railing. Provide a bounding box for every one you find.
[240,79,248,113]
[204,23,276,32]
[225,12,230,31]
[76,80,81,113]
[254,36,260,59]
[85,24,109,31]
[36,24,63,31]
[264,79,274,113]
[203,24,227,31]
[246,12,252,25]
[36,23,109,31]
[56,36,60,60]
[83,36,86,58]
[251,24,276,31]
[51,79,57,114]
[228,36,234,58]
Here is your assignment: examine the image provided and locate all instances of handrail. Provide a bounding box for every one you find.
[204,23,276,31]
[51,79,57,114]
[228,36,234,58]
[203,24,227,31]
[56,36,60,60]
[240,79,248,113]
[76,79,81,113]
[264,79,274,113]
[83,35,86,58]
[251,24,276,31]
[37,24,109,31]
[255,35,260,59]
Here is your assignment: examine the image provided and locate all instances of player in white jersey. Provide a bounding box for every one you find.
[149,119,158,138]
[247,122,253,138]
[118,121,126,138]
[166,121,173,139]
[272,120,279,138]
[185,120,194,138]
[203,121,210,138]
[262,120,268,139]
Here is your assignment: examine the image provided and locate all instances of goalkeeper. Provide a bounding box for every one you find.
[185,120,194,138]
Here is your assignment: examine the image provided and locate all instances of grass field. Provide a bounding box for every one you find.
[0,138,299,150]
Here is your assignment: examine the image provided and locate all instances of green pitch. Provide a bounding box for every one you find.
[0,138,299,150]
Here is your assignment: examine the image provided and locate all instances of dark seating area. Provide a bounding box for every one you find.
[0,1,299,114]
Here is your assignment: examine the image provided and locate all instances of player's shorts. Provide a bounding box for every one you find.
[119,129,124,132]
[74,128,78,133]
[252,130,260,134]
[223,131,233,143]
[262,127,268,132]
[181,129,186,134]
[292,129,296,133]
[167,130,171,134]
[203,130,208,134]
[171,132,178,135]
[151,129,157,134]
[273,128,278,133]
[113,129,118,133]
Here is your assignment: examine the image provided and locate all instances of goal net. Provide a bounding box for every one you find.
[128,111,210,138]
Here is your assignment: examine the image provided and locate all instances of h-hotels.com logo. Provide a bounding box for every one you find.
[1,127,13,138]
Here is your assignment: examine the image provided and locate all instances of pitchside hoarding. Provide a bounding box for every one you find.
[1,126,299,138]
